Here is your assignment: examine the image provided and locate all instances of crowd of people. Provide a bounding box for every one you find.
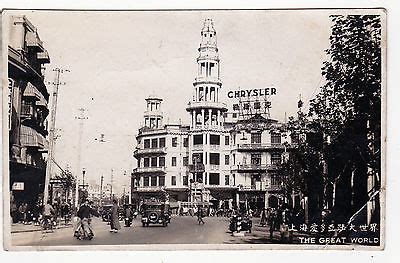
[10,200,73,227]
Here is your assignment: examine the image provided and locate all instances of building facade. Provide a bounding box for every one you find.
[8,16,51,208]
[131,19,297,212]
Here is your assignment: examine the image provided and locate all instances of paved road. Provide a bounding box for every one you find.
[11,216,261,246]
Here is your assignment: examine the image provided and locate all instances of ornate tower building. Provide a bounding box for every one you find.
[187,18,227,129]
[186,19,231,204]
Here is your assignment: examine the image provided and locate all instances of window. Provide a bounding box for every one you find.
[183,157,188,166]
[159,156,165,167]
[151,176,157,186]
[172,137,178,147]
[233,154,236,165]
[291,133,299,144]
[144,158,150,167]
[251,154,261,165]
[210,153,220,165]
[271,173,281,186]
[151,157,158,167]
[151,138,158,148]
[225,136,230,145]
[144,139,150,149]
[225,155,230,165]
[143,176,149,186]
[193,134,203,145]
[192,153,203,164]
[271,153,281,165]
[251,132,262,144]
[210,134,220,145]
[171,176,176,186]
[209,173,220,185]
[271,133,281,144]
[172,157,177,166]
[225,175,230,185]
[183,137,189,147]
[232,113,237,118]
[183,176,188,186]
[159,137,166,147]
[159,176,165,186]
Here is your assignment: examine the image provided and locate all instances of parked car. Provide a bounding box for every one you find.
[141,201,171,227]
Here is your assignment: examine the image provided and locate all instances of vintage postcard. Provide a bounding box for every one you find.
[2,9,386,250]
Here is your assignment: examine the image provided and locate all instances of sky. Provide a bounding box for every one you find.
[6,10,332,195]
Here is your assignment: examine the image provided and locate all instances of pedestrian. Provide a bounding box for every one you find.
[10,202,18,224]
[110,199,121,233]
[18,202,27,224]
[260,208,267,226]
[197,205,205,225]
[268,209,277,240]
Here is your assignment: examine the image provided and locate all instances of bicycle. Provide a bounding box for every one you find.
[41,216,54,232]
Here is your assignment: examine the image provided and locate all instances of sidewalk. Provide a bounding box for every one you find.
[11,222,72,234]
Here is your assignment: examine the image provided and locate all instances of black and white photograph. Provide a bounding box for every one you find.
[2,9,385,250]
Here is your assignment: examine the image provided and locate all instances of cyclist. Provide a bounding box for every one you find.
[42,201,55,231]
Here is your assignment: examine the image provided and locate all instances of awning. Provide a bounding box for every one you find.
[20,125,48,149]
[23,82,41,100]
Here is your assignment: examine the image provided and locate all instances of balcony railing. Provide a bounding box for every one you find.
[267,184,283,191]
[133,147,166,156]
[20,104,35,118]
[26,31,44,51]
[134,186,165,191]
[133,166,166,174]
[209,164,220,171]
[236,143,286,151]
[238,183,267,191]
[235,164,277,172]
[186,101,227,110]
[192,144,203,151]
[37,50,50,63]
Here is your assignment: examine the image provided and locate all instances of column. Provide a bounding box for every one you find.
[208,109,212,127]
[217,110,221,126]
[201,109,205,128]
[216,88,219,102]
[192,110,195,128]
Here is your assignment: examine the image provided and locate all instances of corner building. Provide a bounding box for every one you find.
[8,16,51,208]
[132,19,298,212]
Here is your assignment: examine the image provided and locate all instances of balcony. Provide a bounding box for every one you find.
[236,143,286,151]
[134,186,165,192]
[238,183,267,191]
[186,101,227,111]
[37,50,50,64]
[133,166,166,174]
[267,184,283,192]
[20,104,35,119]
[192,144,203,151]
[234,164,277,173]
[133,147,166,157]
[26,31,44,52]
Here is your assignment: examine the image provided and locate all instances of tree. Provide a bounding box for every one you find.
[309,15,382,223]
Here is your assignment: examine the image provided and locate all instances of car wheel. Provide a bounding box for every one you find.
[142,222,146,227]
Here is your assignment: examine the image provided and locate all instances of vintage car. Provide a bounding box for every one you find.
[141,201,171,227]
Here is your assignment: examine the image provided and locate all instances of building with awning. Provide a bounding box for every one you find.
[8,16,51,208]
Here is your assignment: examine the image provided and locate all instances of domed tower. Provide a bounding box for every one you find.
[143,95,163,129]
[186,18,228,129]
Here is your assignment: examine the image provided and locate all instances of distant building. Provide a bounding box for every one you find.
[8,16,51,208]
[131,19,298,212]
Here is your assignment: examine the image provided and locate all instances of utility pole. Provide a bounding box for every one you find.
[110,168,114,201]
[74,108,88,208]
[43,68,69,205]
[100,175,104,206]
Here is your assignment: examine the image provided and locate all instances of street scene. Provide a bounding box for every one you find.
[4,10,384,249]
